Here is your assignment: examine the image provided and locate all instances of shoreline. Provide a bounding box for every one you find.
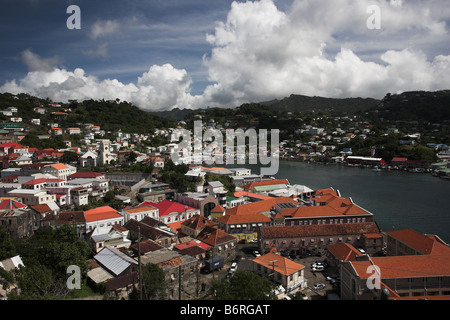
[278,157,448,178]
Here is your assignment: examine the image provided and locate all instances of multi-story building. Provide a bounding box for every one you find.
[253,252,307,294]
[340,254,450,299]
[84,206,124,234]
[259,222,381,256]
[42,163,76,180]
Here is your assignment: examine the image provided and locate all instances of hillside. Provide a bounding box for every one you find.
[372,90,450,124]
[0,93,175,134]
[260,94,380,114]
[149,93,381,122]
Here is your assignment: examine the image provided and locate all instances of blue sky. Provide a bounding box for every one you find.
[1,0,450,111]
[1,0,233,94]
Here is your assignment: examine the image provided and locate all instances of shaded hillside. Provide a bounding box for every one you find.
[373,90,450,124]
[0,93,175,134]
[68,99,175,133]
[148,107,198,121]
[261,94,380,114]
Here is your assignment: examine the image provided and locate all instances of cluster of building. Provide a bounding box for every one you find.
[1,101,449,300]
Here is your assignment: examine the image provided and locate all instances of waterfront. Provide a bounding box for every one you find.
[229,160,450,243]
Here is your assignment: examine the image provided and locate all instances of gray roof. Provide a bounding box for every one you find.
[94,247,137,276]
[208,181,224,188]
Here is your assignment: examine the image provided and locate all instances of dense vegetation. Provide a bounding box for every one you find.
[0,225,92,299]
[0,93,175,135]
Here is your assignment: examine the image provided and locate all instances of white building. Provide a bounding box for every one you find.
[84,206,124,234]
[42,163,76,180]
[122,205,159,223]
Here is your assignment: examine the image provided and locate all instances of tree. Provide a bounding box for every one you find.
[126,151,137,164]
[139,263,167,300]
[60,150,79,163]
[0,227,17,260]
[211,270,277,300]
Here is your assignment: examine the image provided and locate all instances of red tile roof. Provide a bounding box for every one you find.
[141,200,196,217]
[197,226,236,246]
[261,222,380,239]
[84,206,122,222]
[327,243,364,261]
[211,204,226,213]
[253,252,304,276]
[386,229,450,255]
[225,197,298,216]
[243,179,289,191]
[351,255,450,279]
[22,178,48,185]
[181,214,217,230]
[233,191,274,200]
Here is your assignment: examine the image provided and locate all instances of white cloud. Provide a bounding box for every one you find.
[88,20,120,39]
[83,42,109,58]
[199,0,450,107]
[1,51,198,111]
[2,0,450,111]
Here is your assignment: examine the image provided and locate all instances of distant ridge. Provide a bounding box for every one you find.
[260,94,380,114]
[149,94,381,121]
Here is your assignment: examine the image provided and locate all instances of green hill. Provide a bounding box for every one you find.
[0,93,175,134]
[260,94,380,114]
[373,90,450,124]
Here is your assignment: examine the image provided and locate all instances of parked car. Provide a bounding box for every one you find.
[311,265,325,272]
[253,250,261,257]
[313,283,326,291]
[298,252,311,258]
[230,262,237,272]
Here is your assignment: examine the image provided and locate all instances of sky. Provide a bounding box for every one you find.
[1,0,450,111]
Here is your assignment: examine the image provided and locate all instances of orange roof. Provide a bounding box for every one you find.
[211,204,225,213]
[253,252,304,276]
[201,167,227,171]
[351,255,450,279]
[84,206,122,222]
[167,220,184,232]
[243,179,289,191]
[197,226,236,246]
[49,163,69,170]
[233,191,273,200]
[386,229,450,255]
[327,243,364,261]
[123,205,158,214]
[22,178,48,185]
[225,197,298,216]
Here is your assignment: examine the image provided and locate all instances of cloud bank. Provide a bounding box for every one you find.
[1,0,450,111]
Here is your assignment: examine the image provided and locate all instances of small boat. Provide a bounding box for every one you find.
[372,166,382,172]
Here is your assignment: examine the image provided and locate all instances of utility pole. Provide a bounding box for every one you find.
[179,265,182,300]
[138,226,143,300]
[269,259,278,284]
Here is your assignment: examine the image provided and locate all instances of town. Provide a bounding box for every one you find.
[0,92,449,301]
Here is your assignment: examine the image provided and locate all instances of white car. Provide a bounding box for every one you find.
[230,262,237,272]
[253,250,261,257]
[313,283,326,291]
[311,265,325,272]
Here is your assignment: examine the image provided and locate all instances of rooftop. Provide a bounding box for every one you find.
[253,252,305,276]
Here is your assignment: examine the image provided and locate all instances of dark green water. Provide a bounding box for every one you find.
[228,160,450,243]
